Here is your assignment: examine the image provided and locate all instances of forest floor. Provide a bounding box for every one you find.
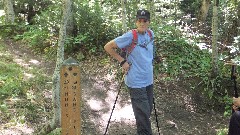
[0,38,230,135]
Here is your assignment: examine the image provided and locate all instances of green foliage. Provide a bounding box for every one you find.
[202,74,229,103]
[70,2,115,55]
[14,0,53,24]
[217,128,228,135]
[154,25,211,78]
[0,25,25,38]
[47,128,61,135]
[12,101,36,123]
[153,24,233,109]
[31,1,61,29]
[9,0,118,58]
[0,42,53,132]
[179,0,201,17]
[15,25,53,53]
[0,0,3,8]
[0,26,14,37]
[223,95,232,117]
[0,61,27,100]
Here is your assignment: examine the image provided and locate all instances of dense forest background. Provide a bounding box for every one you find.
[0,0,240,134]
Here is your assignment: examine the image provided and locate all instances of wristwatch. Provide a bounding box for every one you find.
[120,59,127,67]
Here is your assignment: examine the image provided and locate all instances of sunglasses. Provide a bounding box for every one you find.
[137,19,148,23]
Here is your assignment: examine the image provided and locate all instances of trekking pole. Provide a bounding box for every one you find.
[153,97,160,135]
[225,61,239,112]
[104,74,125,135]
[231,65,238,98]
[231,64,239,113]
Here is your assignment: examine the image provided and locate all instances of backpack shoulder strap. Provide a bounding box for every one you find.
[130,29,138,49]
[121,29,153,58]
[147,29,153,41]
[125,29,138,54]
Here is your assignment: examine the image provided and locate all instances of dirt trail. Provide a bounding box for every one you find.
[1,39,230,135]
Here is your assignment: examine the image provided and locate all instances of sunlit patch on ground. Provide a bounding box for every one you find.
[87,98,104,111]
[100,102,135,124]
[102,90,135,133]
[23,72,35,79]
[11,55,42,80]
[29,59,40,65]
[14,58,32,69]
[101,89,135,122]
[0,123,34,135]
[81,70,137,134]
[86,95,136,127]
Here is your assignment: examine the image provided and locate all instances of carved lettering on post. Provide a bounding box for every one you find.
[60,58,81,135]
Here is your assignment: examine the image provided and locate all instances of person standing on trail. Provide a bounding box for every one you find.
[228,97,240,135]
[104,9,155,135]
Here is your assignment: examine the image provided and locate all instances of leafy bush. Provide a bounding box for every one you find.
[9,1,117,58]
[0,25,26,38]
[154,25,211,78]
[0,43,53,129]
[15,25,54,53]
[153,25,233,110]
[0,61,27,100]
[179,0,201,18]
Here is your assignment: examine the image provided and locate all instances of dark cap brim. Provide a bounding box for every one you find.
[136,16,149,20]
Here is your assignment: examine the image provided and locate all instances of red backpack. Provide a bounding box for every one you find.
[121,29,153,58]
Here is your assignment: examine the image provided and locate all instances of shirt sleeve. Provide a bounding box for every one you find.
[114,31,133,49]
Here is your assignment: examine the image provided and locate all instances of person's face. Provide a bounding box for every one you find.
[136,18,150,33]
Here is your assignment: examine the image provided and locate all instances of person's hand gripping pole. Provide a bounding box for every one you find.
[120,59,131,75]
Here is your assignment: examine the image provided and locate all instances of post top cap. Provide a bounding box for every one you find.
[62,57,79,65]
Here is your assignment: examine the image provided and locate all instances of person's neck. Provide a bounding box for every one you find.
[137,30,146,34]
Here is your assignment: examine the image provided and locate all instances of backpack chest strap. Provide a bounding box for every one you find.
[122,29,153,57]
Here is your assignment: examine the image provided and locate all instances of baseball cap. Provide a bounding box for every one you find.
[136,9,150,21]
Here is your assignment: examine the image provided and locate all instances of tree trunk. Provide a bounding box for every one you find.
[211,0,219,77]
[52,0,72,127]
[27,4,36,25]
[121,0,127,32]
[3,0,15,24]
[66,3,74,36]
[147,0,155,22]
[34,1,72,134]
[197,0,211,30]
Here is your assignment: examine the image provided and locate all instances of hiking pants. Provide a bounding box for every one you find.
[228,111,240,135]
[128,84,153,135]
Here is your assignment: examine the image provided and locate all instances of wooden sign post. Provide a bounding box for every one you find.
[60,57,81,135]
